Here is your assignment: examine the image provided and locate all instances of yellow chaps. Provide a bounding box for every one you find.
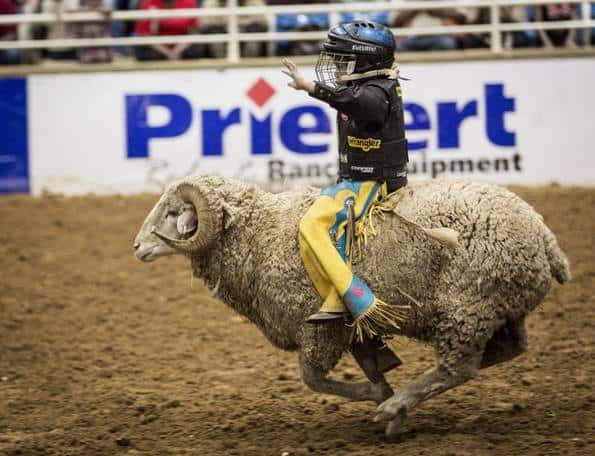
[299,180,385,319]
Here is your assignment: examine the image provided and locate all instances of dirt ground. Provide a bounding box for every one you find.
[0,184,593,456]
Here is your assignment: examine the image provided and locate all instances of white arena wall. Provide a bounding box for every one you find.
[1,57,594,195]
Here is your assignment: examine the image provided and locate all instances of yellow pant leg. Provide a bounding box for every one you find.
[299,231,345,313]
[299,189,352,313]
[299,181,382,314]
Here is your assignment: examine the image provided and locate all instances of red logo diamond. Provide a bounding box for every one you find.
[246,78,276,108]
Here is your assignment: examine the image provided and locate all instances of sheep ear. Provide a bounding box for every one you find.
[222,202,236,230]
[177,209,197,235]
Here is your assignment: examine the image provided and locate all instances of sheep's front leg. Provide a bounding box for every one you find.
[374,357,479,438]
[300,358,393,403]
[298,324,393,403]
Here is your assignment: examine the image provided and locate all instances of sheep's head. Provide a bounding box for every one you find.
[133,181,220,262]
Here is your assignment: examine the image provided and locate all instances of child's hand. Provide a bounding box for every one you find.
[282,58,315,94]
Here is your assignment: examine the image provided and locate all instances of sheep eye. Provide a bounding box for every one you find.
[166,209,178,218]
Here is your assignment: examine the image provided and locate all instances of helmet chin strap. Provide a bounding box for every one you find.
[340,62,408,83]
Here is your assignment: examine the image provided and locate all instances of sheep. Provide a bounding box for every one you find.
[133,174,570,438]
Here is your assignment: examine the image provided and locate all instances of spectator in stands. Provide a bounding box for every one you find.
[42,0,80,60]
[115,0,138,39]
[392,2,540,51]
[534,3,578,48]
[102,0,129,54]
[267,0,327,5]
[199,0,268,59]
[392,5,459,51]
[70,0,113,63]
[0,0,20,64]
[438,8,486,49]
[268,0,330,56]
[472,6,539,49]
[15,0,44,64]
[339,0,391,27]
[134,0,202,61]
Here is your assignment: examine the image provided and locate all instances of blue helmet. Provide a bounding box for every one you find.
[322,21,396,73]
[315,21,396,86]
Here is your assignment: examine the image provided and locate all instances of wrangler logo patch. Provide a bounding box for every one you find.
[347,136,381,152]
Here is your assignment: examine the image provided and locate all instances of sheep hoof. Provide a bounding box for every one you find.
[374,394,407,423]
[384,406,408,439]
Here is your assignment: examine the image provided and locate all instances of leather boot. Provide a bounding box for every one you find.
[351,336,402,383]
[376,341,402,373]
[305,311,350,324]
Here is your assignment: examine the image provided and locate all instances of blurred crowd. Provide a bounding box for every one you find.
[1,0,593,65]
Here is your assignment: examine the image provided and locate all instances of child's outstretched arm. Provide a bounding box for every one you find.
[281,58,315,95]
[282,58,388,125]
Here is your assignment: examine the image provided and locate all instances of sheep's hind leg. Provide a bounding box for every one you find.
[480,318,528,369]
[374,355,480,439]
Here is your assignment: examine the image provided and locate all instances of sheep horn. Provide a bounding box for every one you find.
[152,183,218,254]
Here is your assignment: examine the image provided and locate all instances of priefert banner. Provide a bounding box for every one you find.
[8,57,595,194]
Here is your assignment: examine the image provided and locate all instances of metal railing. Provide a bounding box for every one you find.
[0,0,593,62]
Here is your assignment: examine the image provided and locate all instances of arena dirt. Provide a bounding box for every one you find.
[0,185,593,456]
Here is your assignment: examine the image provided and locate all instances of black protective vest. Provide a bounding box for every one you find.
[338,78,408,181]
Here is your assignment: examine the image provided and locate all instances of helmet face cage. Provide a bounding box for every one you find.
[315,51,356,87]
